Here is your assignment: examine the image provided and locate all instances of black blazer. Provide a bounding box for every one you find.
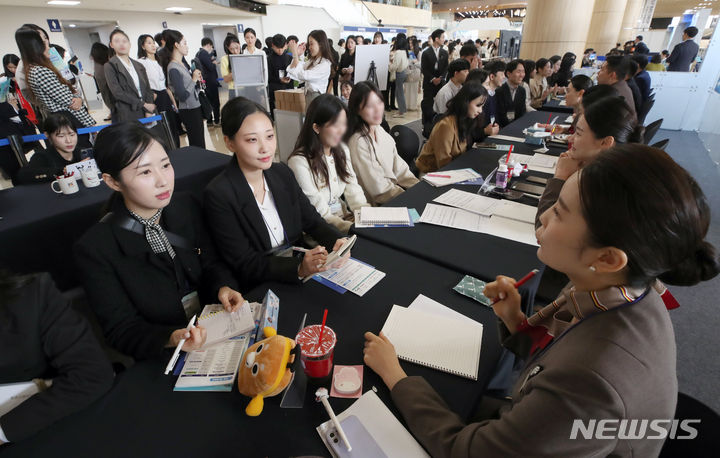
[15,144,83,184]
[421,47,449,87]
[74,193,237,360]
[634,41,649,55]
[667,39,699,72]
[203,159,342,292]
[104,56,155,123]
[495,83,527,127]
[0,273,113,442]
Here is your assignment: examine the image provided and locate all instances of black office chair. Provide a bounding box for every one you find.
[638,97,655,125]
[390,124,420,175]
[643,118,663,144]
[651,138,669,151]
[659,392,720,457]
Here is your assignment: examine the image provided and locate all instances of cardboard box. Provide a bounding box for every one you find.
[274,88,306,113]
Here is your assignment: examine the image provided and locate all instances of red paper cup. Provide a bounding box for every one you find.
[295,325,336,379]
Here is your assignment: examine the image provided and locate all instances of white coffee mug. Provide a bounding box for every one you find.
[81,167,101,188]
[51,175,79,195]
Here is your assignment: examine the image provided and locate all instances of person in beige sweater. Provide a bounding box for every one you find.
[416,81,487,174]
[345,82,418,205]
[288,94,369,233]
[363,145,720,457]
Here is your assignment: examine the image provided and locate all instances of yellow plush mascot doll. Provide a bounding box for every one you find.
[238,327,296,416]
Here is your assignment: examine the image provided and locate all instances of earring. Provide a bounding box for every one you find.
[589,266,596,272]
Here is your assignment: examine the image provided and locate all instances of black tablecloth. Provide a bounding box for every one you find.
[0,238,504,457]
[0,147,230,290]
[542,97,574,114]
[352,111,570,291]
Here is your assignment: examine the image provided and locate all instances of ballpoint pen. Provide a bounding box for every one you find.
[164,314,196,375]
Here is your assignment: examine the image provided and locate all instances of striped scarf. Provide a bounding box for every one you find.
[527,281,674,339]
[129,209,176,259]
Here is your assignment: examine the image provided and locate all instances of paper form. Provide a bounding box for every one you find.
[433,189,501,216]
[174,334,249,391]
[316,258,386,296]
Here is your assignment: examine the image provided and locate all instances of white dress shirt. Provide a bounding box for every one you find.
[119,57,142,97]
[138,58,166,91]
[288,144,369,232]
[249,177,286,249]
[286,57,331,93]
[433,80,461,113]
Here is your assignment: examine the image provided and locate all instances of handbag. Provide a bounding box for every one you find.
[197,81,213,121]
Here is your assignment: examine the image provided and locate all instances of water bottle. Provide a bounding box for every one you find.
[496,164,508,189]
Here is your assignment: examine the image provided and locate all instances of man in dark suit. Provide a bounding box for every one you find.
[267,34,293,114]
[667,26,700,71]
[195,38,221,126]
[496,59,527,127]
[597,55,637,121]
[421,28,448,137]
[633,35,649,55]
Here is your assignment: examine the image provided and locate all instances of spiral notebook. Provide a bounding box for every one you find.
[380,304,482,380]
[359,207,411,226]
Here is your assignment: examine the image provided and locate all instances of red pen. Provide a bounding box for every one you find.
[491,269,539,304]
[427,174,451,178]
[505,144,513,164]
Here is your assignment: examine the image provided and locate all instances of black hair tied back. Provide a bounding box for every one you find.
[579,144,720,287]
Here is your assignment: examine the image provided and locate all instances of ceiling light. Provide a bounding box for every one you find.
[68,23,76,27]
[47,1,80,5]
[165,6,192,12]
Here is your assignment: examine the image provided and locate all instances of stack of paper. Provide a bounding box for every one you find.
[419,203,538,246]
[422,168,482,187]
[433,189,537,225]
[0,380,52,416]
[527,153,558,174]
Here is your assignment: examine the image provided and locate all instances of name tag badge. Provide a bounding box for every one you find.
[329,201,343,216]
[274,246,294,258]
[507,111,516,121]
[181,291,201,318]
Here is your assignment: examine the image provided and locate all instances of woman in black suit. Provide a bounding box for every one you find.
[104,29,156,123]
[16,113,84,184]
[0,270,113,444]
[74,123,245,360]
[204,97,347,292]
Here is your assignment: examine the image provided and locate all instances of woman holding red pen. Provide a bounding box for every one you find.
[364,144,719,457]
[415,82,488,174]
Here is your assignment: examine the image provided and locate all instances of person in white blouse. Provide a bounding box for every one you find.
[345,81,419,205]
[289,94,369,233]
[137,33,180,146]
[286,30,333,108]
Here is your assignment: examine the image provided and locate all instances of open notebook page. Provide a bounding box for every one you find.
[381,305,482,380]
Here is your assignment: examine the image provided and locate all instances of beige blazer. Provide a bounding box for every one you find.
[347,128,419,205]
[416,115,467,173]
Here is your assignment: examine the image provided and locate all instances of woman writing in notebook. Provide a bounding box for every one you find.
[415,82,488,174]
[203,97,348,292]
[345,81,419,205]
[534,95,643,229]
[74,123,244,360]
[288,94,369,233]
[364,144,720,457]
